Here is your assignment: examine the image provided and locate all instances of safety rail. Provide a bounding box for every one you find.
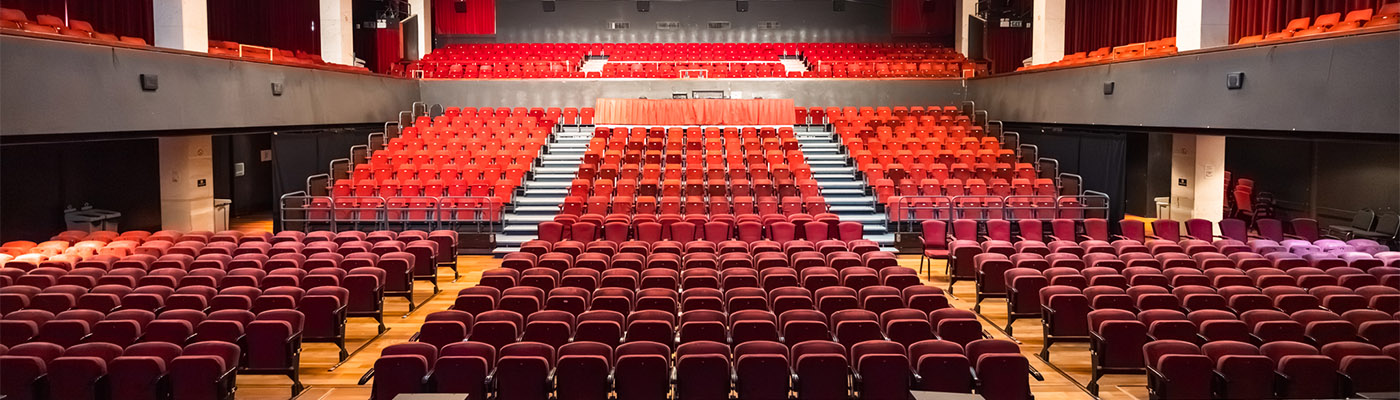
[279,194,503,233]
[888,193,1111,234]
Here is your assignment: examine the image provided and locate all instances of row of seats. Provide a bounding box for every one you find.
[0,8,148,46]
[558,195,831,217]
[1141,339,1397,399]
[368,336,1028,400]
[912,217,1400,397]
[513,238,887,263]
[2,340,241,400]
[540,214,866,244]
[1017,37,1178,72]
[207,40,370,73]
[1238,5,1400,44]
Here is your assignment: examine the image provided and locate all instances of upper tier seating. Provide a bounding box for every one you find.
[0,8,148,45]
[0,228,450,398]
[915,217,1400,397]
[207,40,370,73]
[413,42,985,79]
[1236,4,1399,44]
[1017,37,1178,71]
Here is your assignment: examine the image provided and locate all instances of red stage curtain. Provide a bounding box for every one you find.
[434,0,496,35]
[1064,0,1177,54]
[208,0,320,54]
[1229,0,1392,42]
[984,24,1032,74]
[594,99,797,126]
[891,0,957,45]
[0,0,153,43]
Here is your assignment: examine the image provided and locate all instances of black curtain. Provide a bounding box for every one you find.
[269,127,378,229]
[0,0,154,43]
[1009,125,1129,230]
[1,139,162,241]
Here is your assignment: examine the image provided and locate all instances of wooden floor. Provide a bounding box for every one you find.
[229,217,1135,400]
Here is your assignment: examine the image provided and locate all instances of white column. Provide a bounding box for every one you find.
[1169,134,1227,226]
[408,0,432,60]
[159,136,216,232]
[1031,0,1066,65]
[1176,0,1231,51]
[153,0,207,52]
[320,0,354,65]
[954,0,978,57]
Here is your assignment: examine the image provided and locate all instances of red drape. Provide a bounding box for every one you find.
[434,0,496,35]
[891,0,957,45]
[208,0,320,54]
[0,0,153,43]
[373,27,403,74]
[594,99,797,126]
[984,24,1032,74]
[1064,0,1177,54]
[1229,0,1394,42]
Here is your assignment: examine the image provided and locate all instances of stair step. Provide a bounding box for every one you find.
[494,234,536,246]
[513,205,560,213]
[503,225,540,234]
[813,181,865,189]
[522,188,569,197]
[535,167,582,174]
[811,167,854,174]
[814,174,857,181]
[525,181,571,189]
[830,204,877,213]
[515,197,566,206]
[820,188,866,196]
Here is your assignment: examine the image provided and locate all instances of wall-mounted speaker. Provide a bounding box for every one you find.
[543,0,555,12]
[832,0,845,11]
[454,0,467,13]
[637,0,650,12]
[736,0,748,12]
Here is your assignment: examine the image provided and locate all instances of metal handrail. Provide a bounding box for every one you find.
[278,194,504,232]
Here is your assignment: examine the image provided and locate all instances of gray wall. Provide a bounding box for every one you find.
[0,34,421,137]
[419,78,968,108]
[458,0,892,43]
[967,30,1400,135]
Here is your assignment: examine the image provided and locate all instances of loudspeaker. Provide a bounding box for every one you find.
[832,0,845,11]
[637,0,649,12]
[543,0,555,12]
[736,0,748,12]
[454,0,467,12]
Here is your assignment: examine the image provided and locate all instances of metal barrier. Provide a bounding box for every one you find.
[278,194,503,233]
[888,193,1113,234]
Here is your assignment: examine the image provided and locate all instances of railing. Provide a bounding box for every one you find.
[279,194,503,233]
[888,192,1111,234]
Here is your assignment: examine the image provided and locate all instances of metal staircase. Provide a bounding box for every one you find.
[795,127,895,249]
[493,127,591,255]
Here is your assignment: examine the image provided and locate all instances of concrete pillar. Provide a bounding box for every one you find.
[408,0,432,60]
[1031,0,1066,65]
[1169,134,1227,228]
[954,0,978,57]
[320,0,355,65]
[152,0,207,52]
[1176,0,1231,51]
[159,135,216,232]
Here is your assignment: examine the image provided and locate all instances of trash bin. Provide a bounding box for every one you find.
[214,199,233,232]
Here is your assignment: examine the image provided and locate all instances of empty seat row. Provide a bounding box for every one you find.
[1,341,240,400]
[0,7,148,46]
[1237,5,1400,45]
[368,337,1028,400]
[1018,37,1178,71]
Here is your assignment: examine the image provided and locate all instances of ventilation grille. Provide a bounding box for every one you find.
[656,21,680,30]
[758,21,780,29]
[707,21,731,29]
[610,21,630,29]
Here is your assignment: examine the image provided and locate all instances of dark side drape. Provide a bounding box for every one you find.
[1229,0,1394,42]
[0,0,153,43]
[434,0,496,35]
[208,0,320,54]
[891,0,957,46]
[1065,0,1176,54]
